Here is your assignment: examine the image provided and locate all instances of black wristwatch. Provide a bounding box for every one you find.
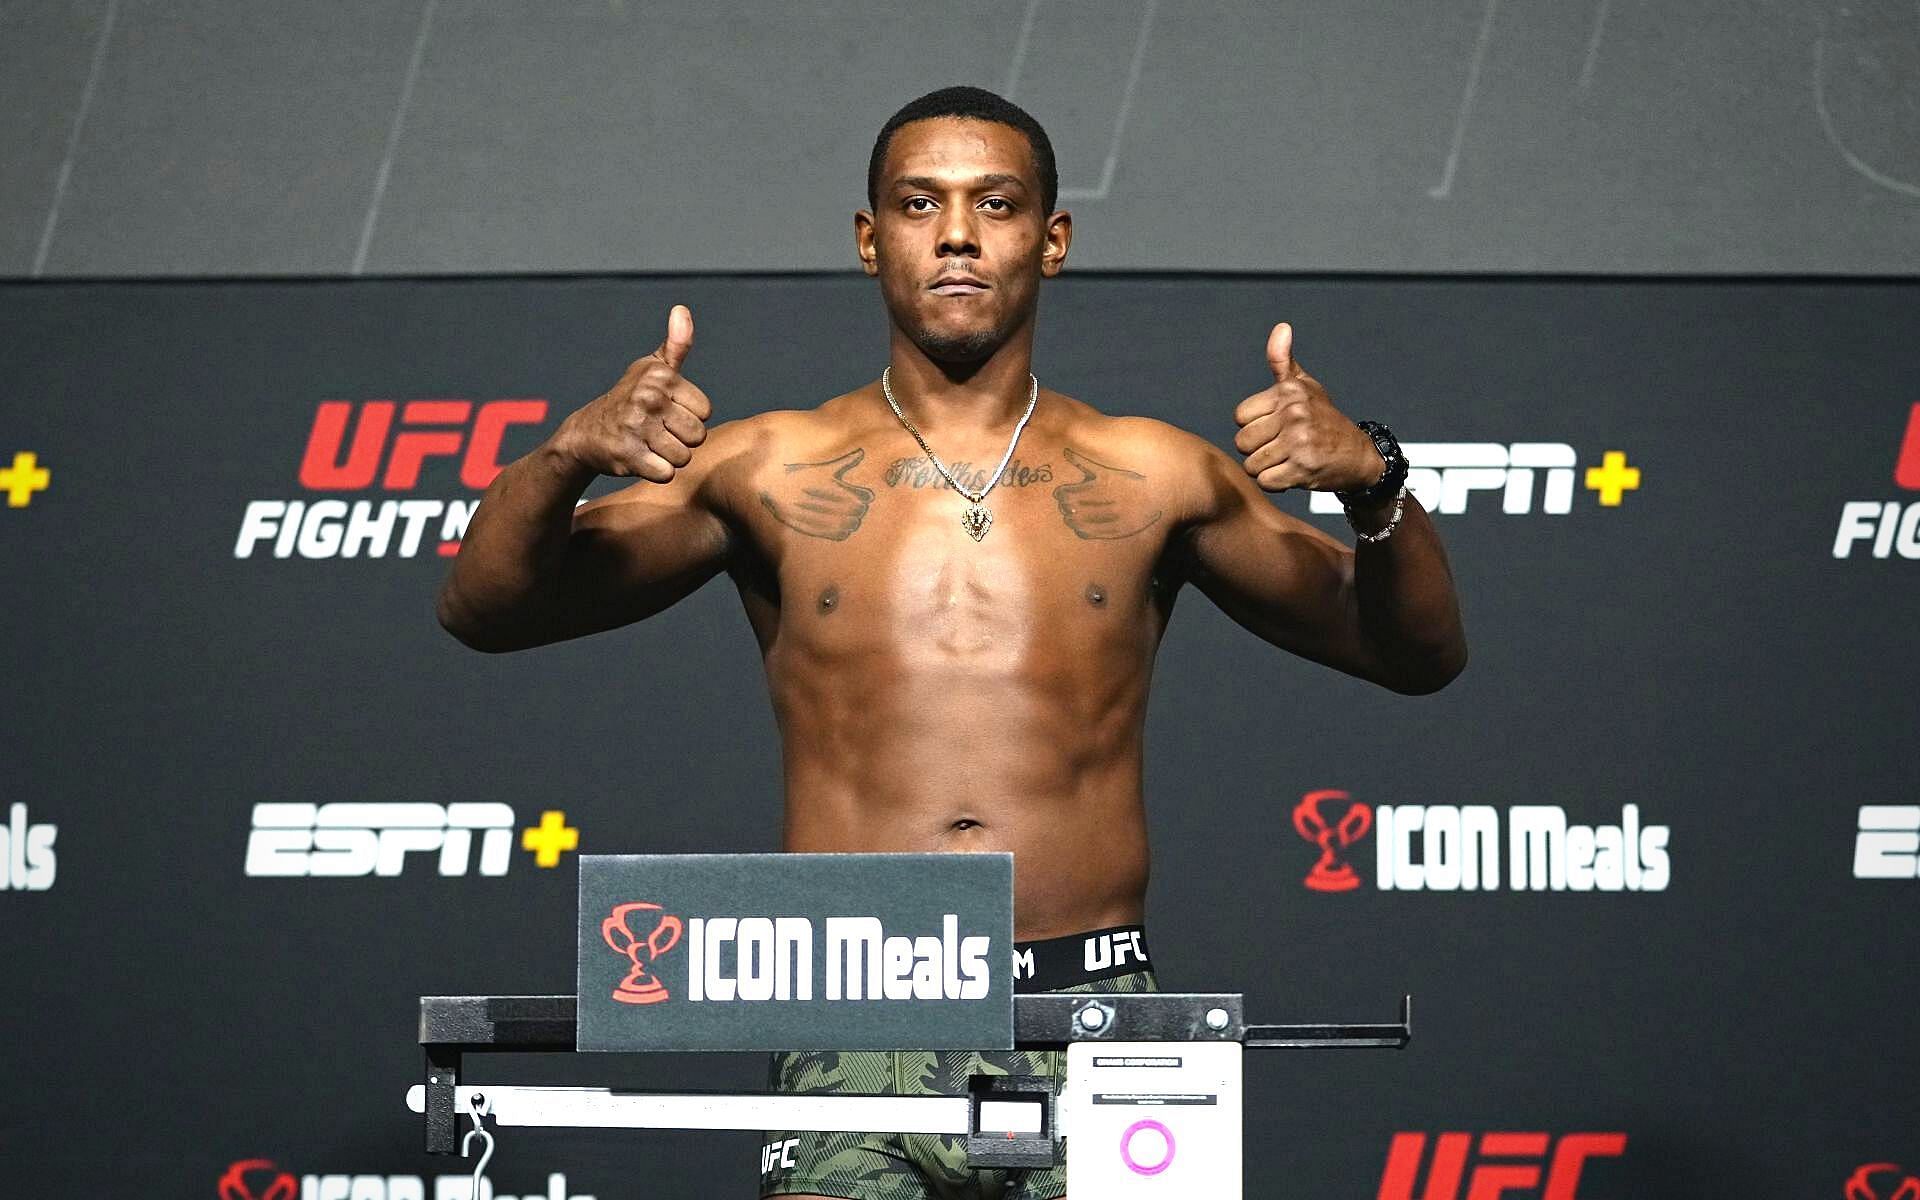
[1334,420,1409,507]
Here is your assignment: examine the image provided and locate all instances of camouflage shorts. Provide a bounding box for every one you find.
[757,969,1160,1200]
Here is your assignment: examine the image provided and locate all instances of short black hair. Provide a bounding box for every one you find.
[867,86,1058,215]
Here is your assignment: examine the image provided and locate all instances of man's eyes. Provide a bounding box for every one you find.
[903,197,1015,213]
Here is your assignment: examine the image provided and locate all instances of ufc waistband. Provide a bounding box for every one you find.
[1011,924,1153,993]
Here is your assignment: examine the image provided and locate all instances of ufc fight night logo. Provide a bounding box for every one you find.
[234,398,550,559]
[1379,1132,1627,1200]
[1832,403,1920,559]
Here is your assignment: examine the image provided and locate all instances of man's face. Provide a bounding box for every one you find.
[858,117,1069,365]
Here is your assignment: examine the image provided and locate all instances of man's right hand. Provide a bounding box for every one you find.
[554,304,712,483]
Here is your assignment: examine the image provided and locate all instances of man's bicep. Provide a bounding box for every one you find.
[541,482,734,639]
[1179,439,1387,683]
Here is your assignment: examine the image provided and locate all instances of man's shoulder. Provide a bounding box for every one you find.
[1058,408,1232,479]
[693,397,878,500]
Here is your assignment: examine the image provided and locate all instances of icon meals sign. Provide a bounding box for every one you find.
[577,852,1015,1052]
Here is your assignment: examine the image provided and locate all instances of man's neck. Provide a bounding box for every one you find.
[884,338,1036,432]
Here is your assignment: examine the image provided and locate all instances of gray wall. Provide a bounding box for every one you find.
[6,0,1919,278]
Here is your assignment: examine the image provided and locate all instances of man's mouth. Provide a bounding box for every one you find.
[930,276,989,296]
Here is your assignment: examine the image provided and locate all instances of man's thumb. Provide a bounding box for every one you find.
[657,304,694,371]
[1266,321,1294,379]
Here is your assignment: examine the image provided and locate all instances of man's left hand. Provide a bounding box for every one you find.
[1232,322,1384,494]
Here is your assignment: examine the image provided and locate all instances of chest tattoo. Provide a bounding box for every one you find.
[1053,446,1164,540]
[759,447,874,541]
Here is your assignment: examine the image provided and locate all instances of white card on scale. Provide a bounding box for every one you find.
[1064,1040,1243,1196]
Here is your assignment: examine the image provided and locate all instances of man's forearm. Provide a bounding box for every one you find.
[1347,493,1467,693]
[437,439,597,643]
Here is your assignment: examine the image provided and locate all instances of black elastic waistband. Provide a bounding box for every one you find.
[1011,924,1153,993]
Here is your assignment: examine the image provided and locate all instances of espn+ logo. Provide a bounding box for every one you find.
[247,802,521,877]
[1379,1132,1626,1200]
[1305,442,1630,516]
[234,399,550,560]
[1854,806,1920,880]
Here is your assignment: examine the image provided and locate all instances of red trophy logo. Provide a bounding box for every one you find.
[218,1159,298,1200]
[1848,1164,1920,1200]
[1293,788,1372,892]
[602,901,686,1005]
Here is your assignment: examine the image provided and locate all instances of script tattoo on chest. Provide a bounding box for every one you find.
[882,456,1055,490]
[1052,446,1164,540]
[759,447,874,541]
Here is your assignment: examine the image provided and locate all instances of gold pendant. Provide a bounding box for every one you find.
[961,503,993,541]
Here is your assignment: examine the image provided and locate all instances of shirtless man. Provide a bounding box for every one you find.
[437,86,1465,1200]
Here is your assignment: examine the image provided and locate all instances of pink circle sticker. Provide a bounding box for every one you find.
[1120,1118,1176,1176]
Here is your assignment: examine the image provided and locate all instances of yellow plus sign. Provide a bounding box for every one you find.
[1585,450,1641,506]
[521,810,579,868]
[0,451,51,508]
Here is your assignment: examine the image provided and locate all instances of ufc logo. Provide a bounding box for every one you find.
[299,399,547,491]
[1379,1132,1626,1200]
[1083,929,1147,972]
[761,1137,800,1174]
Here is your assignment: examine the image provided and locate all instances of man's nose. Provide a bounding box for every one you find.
[936,209,979,258]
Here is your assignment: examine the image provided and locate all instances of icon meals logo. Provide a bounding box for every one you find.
[1293,789,1371,892]
[0,801,57,892]
[1293,791,1671,892]
[220,1160,296,1200]
[602,902,685,1004]
[605,906,993,1004]
[219,1157,592,1200]
[1848,1163,1920,1200]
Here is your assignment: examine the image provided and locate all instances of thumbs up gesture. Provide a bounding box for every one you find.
[556,305,713,483]
[1231,323,1384,494]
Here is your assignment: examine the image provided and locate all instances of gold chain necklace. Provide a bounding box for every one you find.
[881,366,1038,542]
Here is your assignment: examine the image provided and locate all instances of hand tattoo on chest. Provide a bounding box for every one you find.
[759,447,874,541]
[1052,446,1164,540]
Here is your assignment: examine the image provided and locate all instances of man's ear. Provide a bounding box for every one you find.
[853,210,878,276]
[1041,210,1073,277]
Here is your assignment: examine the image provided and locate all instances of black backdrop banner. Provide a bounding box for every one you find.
[1,274,1915,1198]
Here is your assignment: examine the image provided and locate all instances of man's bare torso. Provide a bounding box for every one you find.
[702,383,1195,940]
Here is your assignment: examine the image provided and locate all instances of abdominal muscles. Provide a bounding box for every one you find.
[764,543,1158,937]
